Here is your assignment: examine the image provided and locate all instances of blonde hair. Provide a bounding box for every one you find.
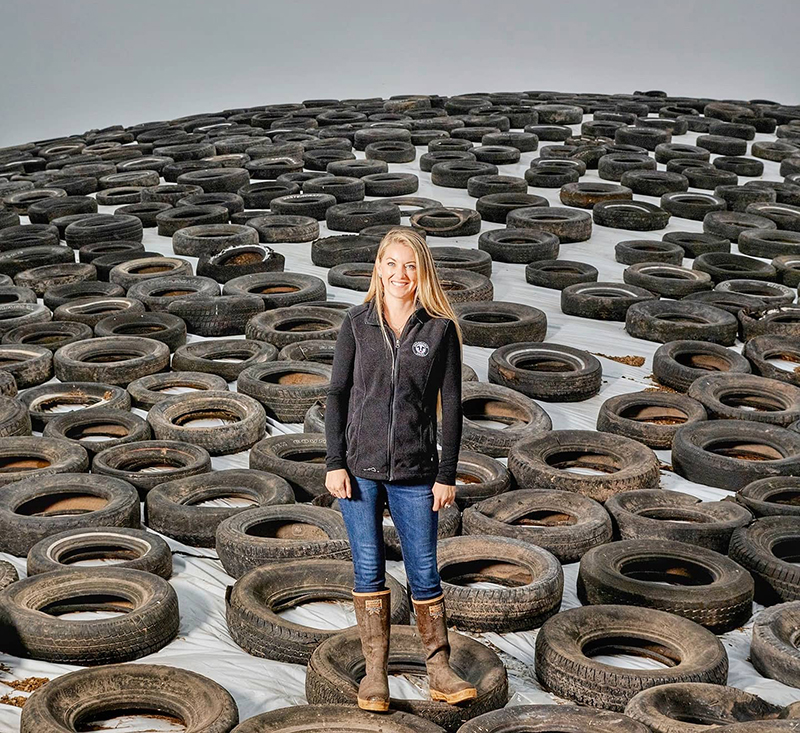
[364,227,463,350]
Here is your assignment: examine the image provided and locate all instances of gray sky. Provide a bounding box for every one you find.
[1,0,798,148]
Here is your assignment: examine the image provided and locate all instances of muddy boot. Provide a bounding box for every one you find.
[352,589,391,711]
[413,594,478,704]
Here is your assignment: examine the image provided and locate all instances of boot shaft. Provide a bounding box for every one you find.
[412,594,450,662]
[353,589,391,660]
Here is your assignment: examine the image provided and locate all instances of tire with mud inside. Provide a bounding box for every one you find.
[652,340,752,392]
[0,436,89,489]
[462,489,612,563]
[534,604,728,711]
[750,601,800,689]
[735,476,800,518]
[225,559,409,663]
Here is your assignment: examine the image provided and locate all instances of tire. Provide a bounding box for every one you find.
[475,193,546,224]
[43,280,123,309]
[593,200,671,231]
[561,281,657,321]
[621,170,689,196]
[703,212,777,245]
[596,391,707,449]
[0,560,17,590]
[625,300,738,345]
[431,160,498,188]
[615,239,684,265]
[468,175,528,198]
[198,244,285,282]
[224,272,327,308]
[278,339,338,364]
[728,516,800,603]
[488,342,602,401]
[578,538,754,633]
[53,296,146,328]
[534,605,727,711]
[663,231,730,258]
[145,468,294,547]
[306,624,508,732]
[739,306,800,341]
[247,214,320,243]
[457,381,553,458]
[0,344,53,387]
[53,335,170,386]
[237,360,332,422]
[605,488,754,553]
[19,380,131,430]
[112,258,194,291]
[477,228,559,264]
[624,682,783,733]
[0,302,52,334]
[1,321,88,356]
[736,476,800,518]
[94,311,187,351]
[172,223,258,257]
[560,182,632,209]
[750,601,800,689]
[437,535,563,632]
[460,706,649,733]
[246,306,344,347]
[0,394,30,437]
[168,295,265,336]
[147,391,266,455]
[15,262,96,297]
[409,207,482,238]
[526,260,599,289]
[43,407,151,456]
[506,206,592,243]
[325,200,401,233]
[155,204,229,237]
[27,526,172,579]
[303,176,365,203]
[226,559,409,663]
[327,262,374,291]
[0,245,74,279]
[362,172,419,196]
[126,276,219,312]
[652,340,751,392]
[93,439,211,496]
[688,373,800,426]
[739,229,800,259]
[172,339,278,381]
[598,153,657,182]
[623,263,711,298]
[453,301,546,348]
[249,433,329,500]
[716,279,794,307]
[508,430,660,503]
[216,504,350,578]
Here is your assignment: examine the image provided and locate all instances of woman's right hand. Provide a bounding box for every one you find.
[325,468,352,499]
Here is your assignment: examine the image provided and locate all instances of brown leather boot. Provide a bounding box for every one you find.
[413,594,478,705]
[352,589,391,711]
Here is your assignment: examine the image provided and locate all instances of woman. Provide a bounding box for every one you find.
[325,227,476,712]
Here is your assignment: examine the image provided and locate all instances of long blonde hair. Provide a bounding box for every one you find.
[364,227,463,349]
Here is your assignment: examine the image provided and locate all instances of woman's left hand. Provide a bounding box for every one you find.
[432,482,456,511]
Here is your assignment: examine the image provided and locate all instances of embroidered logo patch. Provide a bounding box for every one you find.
[428,602,444,619]
[365,598,383,615]
[412,341,430,357]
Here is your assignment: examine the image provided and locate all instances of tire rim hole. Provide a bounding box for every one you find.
[263,372,328,385]
[675,353,730,371]
[56,543,147,566]
[545,450,620,475]
[717,392,786,412]
[282,450,326,463]
[463,398,529,429]
[64,422,131,441]
[512,356,575,373]
[440,559,532,587]
[246,520,329,540]
[38,393,108,413]
[39,593,134,618]
[513,510,576,527]
[656,314,710,324]
[771,538,800,563]
[462,313,519,324]
[81,351,144,364]
[767,490,800,507]
[115,324,167,335]
[253,285,299,294]
[130,264,173,275]
[582,636,679,669]
[618,557,717,586]
[172,409,241,428]
[274,319,332,332]
[151,289,195,298]
[17,493,108,516]
[618,405,688,424]
[75,708,186,732]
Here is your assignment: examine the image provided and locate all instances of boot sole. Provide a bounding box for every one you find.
[430,687,478,704]
[358,698,390,712]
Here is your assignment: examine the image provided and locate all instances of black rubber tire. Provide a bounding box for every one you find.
[226,559,409,663]
[0,394,31,437]
[172,339,278,381]
[111,257,195,291]
[561,281,657,321]
[19,663,239,733]
[475,193,547,224]
[626,300,738,345]
[624,682,783,733]
[437,534,562,632]
[663,230,731,258]
[0,369,16,397]
[237,360,332,423]
[652,339,752,392]
[621,170,689,196]
[310,234,381,268]
[728,516,800,603]
[94,311,187,351]
[114,201,173,227]
[431,246,493,276]
[15,262,96,297]
[477,228,559,264]
[43,407,151,456]
[224,272,327,308]
[167,295,265,337]
[362,172,419,196]
[0,344,54,387]
[409,207,482,238]
[598,153,657,182]
[249,432,329,500]
[593,200,671,231]
[325,200,401,233]
[508,430,660,503]
[126,276,220,313]
[703,212,777,244]
[736,476,800,518]
[53,335,170,386]
[0,567,178,664]
[597,390,707,449]
[750,601,800,689]
[247,214,320,243]
[526,260,599,290]
[216,504,350,578]
[467,174,527,198]
[578,538,754,633]
[463,706,650,733]
[457,380,553,458]
[543,595,716,707]
[303,176,365,203]
[172,223,258,257]
[246,306,344,347]
[127,371,229,410]
[672,419,800,491]
[145,468,295,547]
[198,244,285,283]
[53,296,146,328]
[92,439,211,496]
[63,213,143,248]
[506,206,592,243]
[305,624,508,732]
[0,302,52,334]
[431,160,498,188]
[43,280,124,309]
[615,239,685,265]
[155,204,229,238]
[147,391,266,455]
[327,262,374,291]
[560,182,632,209]
[453,301,547,348]
[739,229,800,259]
[739,306,800,341]
[0,560,17,590]
[0,472,138,555]
[26,526,172,579]
[280,339,338,364]
[688,373,800,426]
[715,278,794,307]
[624,262,711,298]
[0,245,75,279]
[20,381,130,429]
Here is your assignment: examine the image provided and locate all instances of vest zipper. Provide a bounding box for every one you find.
[387,317,413,481]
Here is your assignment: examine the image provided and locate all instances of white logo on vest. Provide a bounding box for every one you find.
[412,341,430,357]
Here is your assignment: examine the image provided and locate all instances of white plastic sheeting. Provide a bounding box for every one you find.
[2,112,800,732]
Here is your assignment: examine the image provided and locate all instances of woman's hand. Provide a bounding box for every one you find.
[325,468,352,499]
[432,481,456,511]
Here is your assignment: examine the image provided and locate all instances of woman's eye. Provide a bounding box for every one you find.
[406,264,415,270]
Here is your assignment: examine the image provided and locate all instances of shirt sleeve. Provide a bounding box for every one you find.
[325,311,355,472]
[436,319,463,485]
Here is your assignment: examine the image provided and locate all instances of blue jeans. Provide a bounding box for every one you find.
[339,474,442,601]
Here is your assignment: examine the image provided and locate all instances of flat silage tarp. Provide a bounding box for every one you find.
[2,113,800,730]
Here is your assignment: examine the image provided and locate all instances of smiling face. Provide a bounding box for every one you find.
[376,241,418,303]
